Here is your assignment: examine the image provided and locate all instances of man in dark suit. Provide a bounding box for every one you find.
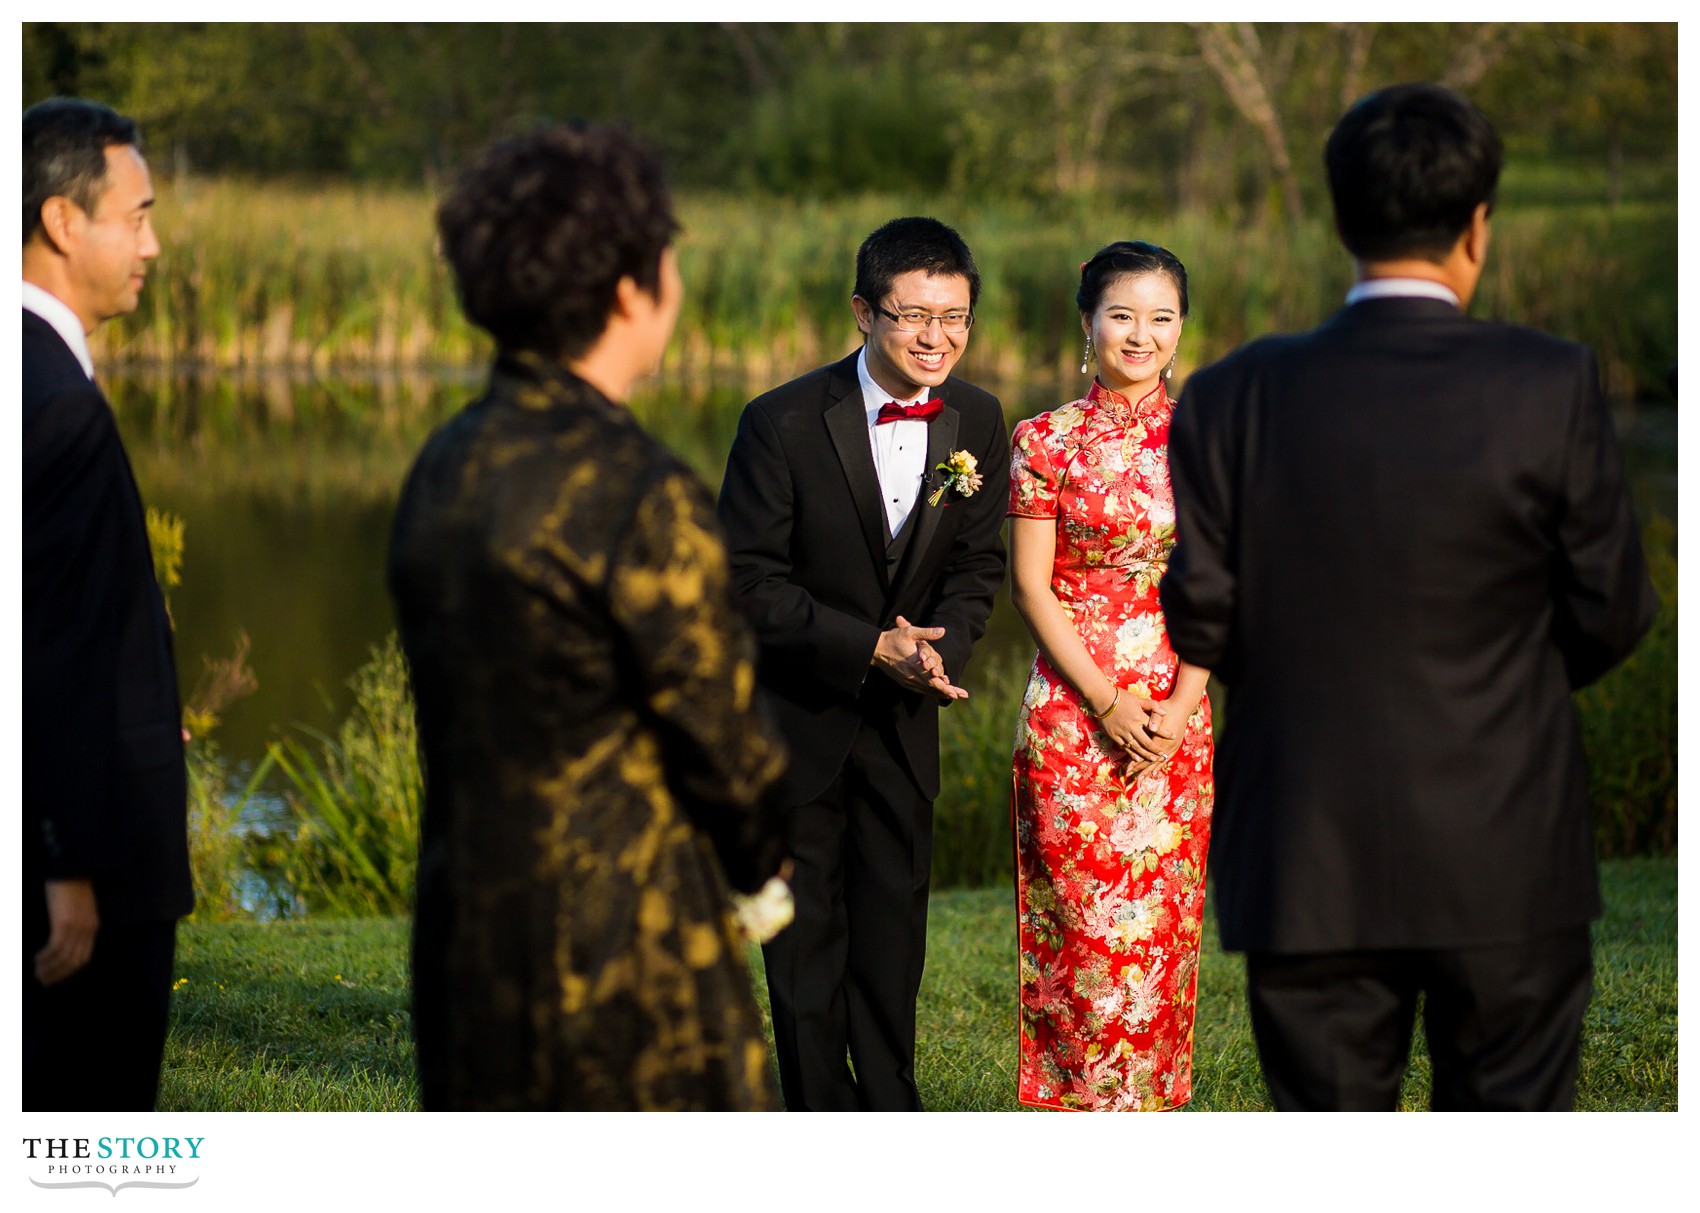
[22,97,193,1110]
[717,217,1008,1110]
[1160,83,1657,1112]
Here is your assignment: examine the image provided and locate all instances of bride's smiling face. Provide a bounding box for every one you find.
[1084,271,1184,398]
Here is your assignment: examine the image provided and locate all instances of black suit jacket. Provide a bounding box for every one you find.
[22,309,193,925]
[717,351,1009,803]
[1161,297,1656,953]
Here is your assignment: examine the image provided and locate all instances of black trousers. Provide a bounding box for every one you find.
[22,918,179,1111]
[1246,927,1593,1111]
[762,716,932,1111]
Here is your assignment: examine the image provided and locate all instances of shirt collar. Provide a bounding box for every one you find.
[1345,277,1460,309]
[856,346,929,425]
[22,281,96,380]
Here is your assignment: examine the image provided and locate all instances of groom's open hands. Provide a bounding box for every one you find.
[873,615,968,701]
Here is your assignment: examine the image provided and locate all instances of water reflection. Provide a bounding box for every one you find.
[230,793,306,920]
[112,369,1677,785]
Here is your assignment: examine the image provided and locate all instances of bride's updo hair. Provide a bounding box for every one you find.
[1076,241,1189,319]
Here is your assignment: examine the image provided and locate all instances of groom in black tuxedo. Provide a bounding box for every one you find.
[718,218,1008,1110]
[22,98,194,1110]
[1161,83,1656,1111]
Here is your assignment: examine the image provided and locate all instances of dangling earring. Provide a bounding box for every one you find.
[1080,335,1093,375]
[1164,356,1176,380]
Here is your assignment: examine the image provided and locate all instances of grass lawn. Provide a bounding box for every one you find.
[159,857,1676,1112]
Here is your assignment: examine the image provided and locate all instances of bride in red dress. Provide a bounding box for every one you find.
[1009,242,1214,1111]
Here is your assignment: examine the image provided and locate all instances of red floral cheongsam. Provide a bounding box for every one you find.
[1009,378,1214,1112]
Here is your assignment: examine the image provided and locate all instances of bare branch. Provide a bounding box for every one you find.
[323,27,399,125]
[1337,23,1376,110]
[720,22,773,92]
[1191,21,1304,222]
[1442,23,1516,91]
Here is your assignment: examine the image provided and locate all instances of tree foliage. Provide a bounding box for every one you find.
[23,22,1675,214]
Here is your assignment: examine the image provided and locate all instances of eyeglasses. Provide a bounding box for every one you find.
[869,303,975,334]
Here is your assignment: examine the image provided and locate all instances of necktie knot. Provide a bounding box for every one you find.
[875,398,943,425]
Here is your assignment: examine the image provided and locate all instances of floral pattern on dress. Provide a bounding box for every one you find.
[1009,378,1214,1112]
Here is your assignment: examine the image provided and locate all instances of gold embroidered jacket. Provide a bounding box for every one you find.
[389,353,786,1110]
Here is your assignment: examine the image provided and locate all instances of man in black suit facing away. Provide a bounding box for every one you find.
[718,218,1008,1110]
[22,98,194,1110]
[1160,83,1657,1112]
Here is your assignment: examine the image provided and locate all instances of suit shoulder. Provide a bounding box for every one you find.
[1461,317,1592,368]
[742,362,842,421]
[23,319,102,414]
[22,372,116,462]
[942,375,1001,413]
[1180,332,1314,413]
[1195,330,1315,380]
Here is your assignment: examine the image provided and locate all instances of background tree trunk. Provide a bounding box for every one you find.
[1192,22,1305,224]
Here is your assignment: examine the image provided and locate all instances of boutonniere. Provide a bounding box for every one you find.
[928,449,984,507]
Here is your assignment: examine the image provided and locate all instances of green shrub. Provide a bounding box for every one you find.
[184,740,275,920]
[934,650,1028,889]
[733,63,957,197]
[268,634,421,916]
[1578,513,1677,856]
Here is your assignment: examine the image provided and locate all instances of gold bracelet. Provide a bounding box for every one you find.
[1089,686,1120,719]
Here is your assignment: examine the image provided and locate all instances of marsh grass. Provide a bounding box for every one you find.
[97,182,1677,398]
[265,635,421,917]
[157,857,1675,1111]
[183,741,279,921]
[935,649,1029,889]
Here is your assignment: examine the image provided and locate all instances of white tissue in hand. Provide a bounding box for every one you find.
[732,876,795,943]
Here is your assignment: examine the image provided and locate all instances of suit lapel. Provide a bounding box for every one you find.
[887,398,959,601]
[822,360,892,586]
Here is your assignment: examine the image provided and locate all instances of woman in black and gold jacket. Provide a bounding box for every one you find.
[388,123,788,1110]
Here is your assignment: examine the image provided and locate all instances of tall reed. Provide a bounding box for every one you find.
[147,507,272,919]
[933,650,1030,889]
[96,182,1677,399]
[268,634,421,917]
[184,741,277,920]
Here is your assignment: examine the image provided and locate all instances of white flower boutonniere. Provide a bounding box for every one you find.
[928,449,984,507]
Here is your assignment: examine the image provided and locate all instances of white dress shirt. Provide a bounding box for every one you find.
[1344,277,1461,308]
[22,281,96,380]
[857,347,931,537]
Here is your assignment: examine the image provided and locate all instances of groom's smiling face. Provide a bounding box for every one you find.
[854,269,972,400]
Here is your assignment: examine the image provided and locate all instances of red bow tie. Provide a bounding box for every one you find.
[875,398,943,425]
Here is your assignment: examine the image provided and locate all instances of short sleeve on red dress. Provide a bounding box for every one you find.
[1009,417,1059,519]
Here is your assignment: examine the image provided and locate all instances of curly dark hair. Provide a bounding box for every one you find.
[436,122,679,360]
[1325,82,1502,263]
[853,216,981,312]
[23,97,141,246]
[1076,241,1189,318]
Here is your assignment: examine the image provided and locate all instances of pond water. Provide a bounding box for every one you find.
[111,368,1678,786]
